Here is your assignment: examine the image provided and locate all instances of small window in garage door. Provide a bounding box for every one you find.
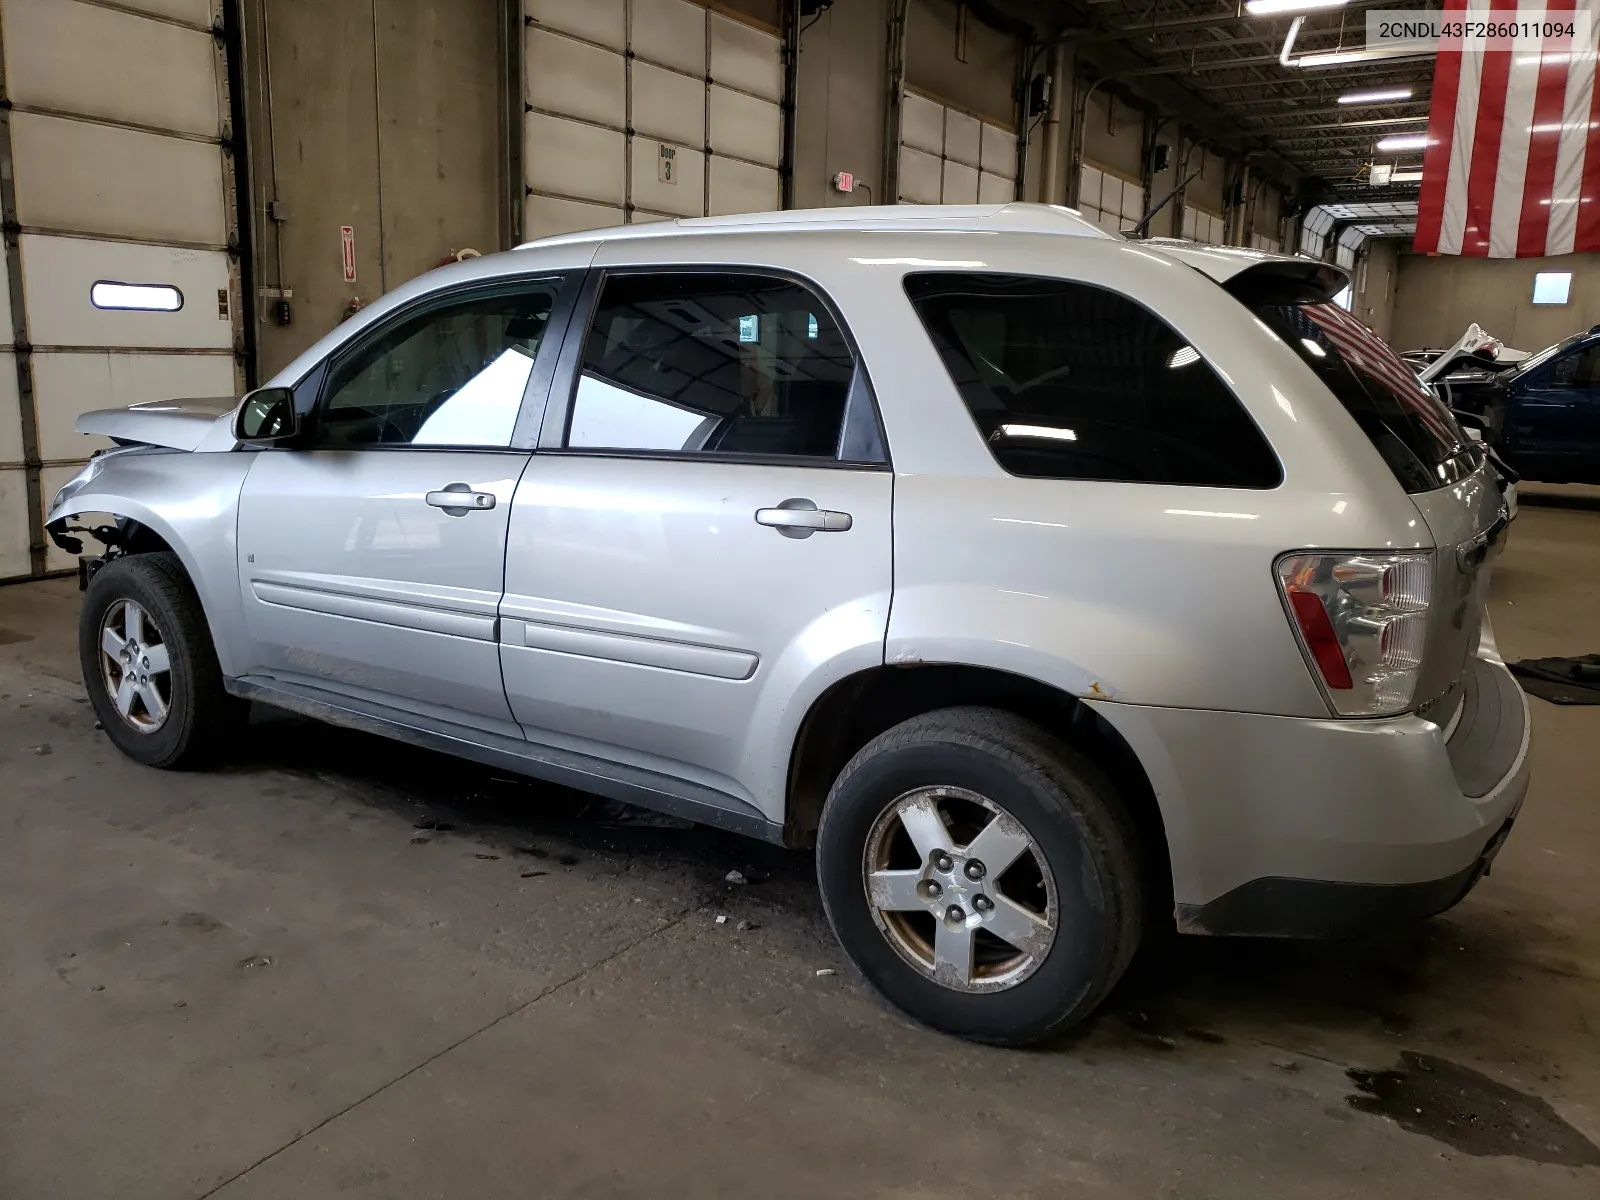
[896,89,1016,206]
[522,0,785,240]
[0,0,242,579]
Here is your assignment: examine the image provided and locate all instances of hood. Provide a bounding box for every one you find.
[1417,324,1512,383]
[76,397,238,451]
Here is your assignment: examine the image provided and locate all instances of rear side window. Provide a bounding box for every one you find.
[903,273,1281,488]
[566,272,883,463]
[1231,276,1479,493]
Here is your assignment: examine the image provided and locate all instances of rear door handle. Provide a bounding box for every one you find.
[426,483,497,515]
[755,498,852,538]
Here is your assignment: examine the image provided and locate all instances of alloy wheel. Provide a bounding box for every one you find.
[98,599,173,734]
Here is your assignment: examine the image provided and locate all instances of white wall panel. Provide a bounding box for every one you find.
[941,160,979,205]
[709,87,780,166]
[629,138,705,216]
[943,111,981,168]
[633,62,706,147]
[980,122,1015,179]
[0,470,31,578]
[631,0,706,74]
[19,235,233,350]
[32,351,235,461]
[524,195,623,241]
[3,0,218,138]
[1079,166,1102,211]
[526,28,625,128]
[898,146,942,204]
[11,113,226,245]
[108,0,217,23]
[0,354,21,465]
[978,171,1012,204]
[1121,184,1143,222]
[526,0,625,48]
[525,113,626,206]
[901,93,944,155]
[709,15,781,101]
[708,156,778,216]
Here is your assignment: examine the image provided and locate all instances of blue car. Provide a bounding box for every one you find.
[1429,325,1600,485]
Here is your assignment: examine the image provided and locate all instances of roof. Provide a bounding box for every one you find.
[515,203,1113,250]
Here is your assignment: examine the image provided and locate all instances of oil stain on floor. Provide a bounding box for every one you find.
[1348,1051,1600,1167]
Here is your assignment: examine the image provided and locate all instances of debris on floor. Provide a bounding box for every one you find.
[31,743,50,755]
[413,818,455,832]
[1509,654,1600,704]
[815,968,836,977]
[519,870,547,879]
[736,919,756,932]
[725,869,747,885]
[715,914,728,924]
[474,853,499,860]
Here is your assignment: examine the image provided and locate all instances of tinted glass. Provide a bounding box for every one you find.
[903,273,1281,488]
[568,273,866,460]
[316,284,559,448]
[1236,278,1479,493]
[1549,344,1600,388]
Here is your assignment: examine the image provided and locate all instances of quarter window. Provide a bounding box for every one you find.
[315,283,560,448]
[904,273,1281,488]
[566,272,879,462]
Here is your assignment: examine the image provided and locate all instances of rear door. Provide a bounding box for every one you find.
[498,268,892,815]
[235,276,573,735]
[1507,341,1600,482]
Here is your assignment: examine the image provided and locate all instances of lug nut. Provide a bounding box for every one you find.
[935,853,954,872]
[142,657,150,668]
[925,880,943,899]
[965,860,986,881]
[946,904,965,923]
[974,895,993,913]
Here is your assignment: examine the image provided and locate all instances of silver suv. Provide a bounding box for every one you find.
[48,204,1529,1045]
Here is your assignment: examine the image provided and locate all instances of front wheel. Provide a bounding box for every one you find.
[816,707,1143,1045]
[79,552,243,768]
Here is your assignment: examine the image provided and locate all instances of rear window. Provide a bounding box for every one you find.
[903,273,1281,488]
[1231,276,1479,493]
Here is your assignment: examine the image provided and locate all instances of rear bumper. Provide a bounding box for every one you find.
[1087,653,1532,938]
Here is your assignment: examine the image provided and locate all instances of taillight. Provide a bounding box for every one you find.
[1276,551,1433,717]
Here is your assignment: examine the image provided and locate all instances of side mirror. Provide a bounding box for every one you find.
[234,386,299,444]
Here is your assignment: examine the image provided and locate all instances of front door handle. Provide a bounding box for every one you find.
[426,483,497,516]
[755,498,852,538]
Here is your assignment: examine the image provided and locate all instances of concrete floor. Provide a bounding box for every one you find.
[2,491,1598,1199]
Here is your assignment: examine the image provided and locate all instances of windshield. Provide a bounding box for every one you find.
[1510,333,1585,378]
[1230,276,1479,493]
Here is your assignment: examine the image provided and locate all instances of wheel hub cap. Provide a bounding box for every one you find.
[97,599,172,734]
[862,786,1058,994]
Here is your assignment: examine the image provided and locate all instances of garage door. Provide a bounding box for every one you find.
[0,0,242,579]
[1077,162,1144,235]
[522,0,784,240]
[1182,205,1228,245]
[896,90,1015,205]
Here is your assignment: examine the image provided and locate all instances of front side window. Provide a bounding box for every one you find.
[566,272,876,462]
[904,272,1281,488]
[1548,344,1600,389]
[314,283,560,448]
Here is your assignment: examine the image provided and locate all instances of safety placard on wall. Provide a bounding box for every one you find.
[341,225,356,283]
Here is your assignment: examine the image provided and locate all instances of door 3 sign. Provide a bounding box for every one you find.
[341,226,357,283]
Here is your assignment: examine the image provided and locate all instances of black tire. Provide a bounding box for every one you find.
[816,706,1143,1046]
[79,552,244,769]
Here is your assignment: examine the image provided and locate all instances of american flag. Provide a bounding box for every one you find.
[1415,0,1600,256]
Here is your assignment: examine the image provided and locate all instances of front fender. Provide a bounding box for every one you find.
[47,451,255,677]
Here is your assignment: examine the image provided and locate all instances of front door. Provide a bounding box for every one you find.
[236,277,570,735]
[1508,341,1600,482]
[499,269,893,816]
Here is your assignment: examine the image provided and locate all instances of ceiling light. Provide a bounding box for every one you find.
[1377,133,1431,151]
[1389,170,1424,182]
[1339,87,1415,104]
[1340,115,1429,127]
[1245,0,1347,13]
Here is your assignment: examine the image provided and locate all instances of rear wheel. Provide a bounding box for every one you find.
[79,552,243,768]
[816,707,1143,1045]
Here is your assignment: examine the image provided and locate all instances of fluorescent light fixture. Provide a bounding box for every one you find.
[1377,133,1431,151]
[1390,170,1424,182]
[90,281,182,311]
[992,424,1077,442]
[1167,345,1201,369]
[1341,115,1429,128]
[1532,272,1572,305]
[1339,87,1415,105]
[1245,0,1347,13]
